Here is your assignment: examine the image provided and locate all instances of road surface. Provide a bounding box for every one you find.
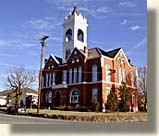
[0,111,76,124]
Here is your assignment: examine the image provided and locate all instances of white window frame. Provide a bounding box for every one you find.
[106,87,111,102]
[106,64,111,82]
[70,90,80,103]
[46,73,48,87]
[92,65,97,81]
[92,88,98,102]
[69,69,72,84]
[78,66,82,82]
[122,69,126,82]
[132,92,135,104]
[42,75,44,88]
[119,68,126,83]
[74,68,77,83]
[131,72,135,87]
[46,91,52,104]
[49,73,52,87]
[62,70,67,84]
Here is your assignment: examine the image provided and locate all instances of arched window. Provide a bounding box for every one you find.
[46,91,52,104]
[77,29,84,42]
[70,89,80,103]
[65,29,72,42]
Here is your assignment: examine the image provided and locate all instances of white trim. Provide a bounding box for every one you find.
[42,80,137,89]
[66,47,86,62]
[50,54,60,64]
[114,48,132,67]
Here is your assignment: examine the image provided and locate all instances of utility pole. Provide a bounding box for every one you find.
[37,35,49,114]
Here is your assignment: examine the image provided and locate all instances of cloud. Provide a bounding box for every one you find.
[119,2,136,7]
[46,0,110,19]
[29,19,54,30]
[134,38,146,48]
[0,62,18,68]
[130,25,141,31]
[96,6,110,13]
[0,39,38,49]
[120,19,127,25]
[126,37,146,55]
[0,73,8,78]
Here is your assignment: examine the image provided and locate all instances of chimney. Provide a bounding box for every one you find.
[84,46,88,54]
[84,46,88,63]
[128,59,131,64]
[44,59,48,65]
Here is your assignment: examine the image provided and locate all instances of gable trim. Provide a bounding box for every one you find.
[66,47,86,62]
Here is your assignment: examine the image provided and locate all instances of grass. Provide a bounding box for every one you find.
[0,107,147,117]
[27,108,147,117]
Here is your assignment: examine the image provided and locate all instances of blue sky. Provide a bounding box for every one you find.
[0,0,147,90]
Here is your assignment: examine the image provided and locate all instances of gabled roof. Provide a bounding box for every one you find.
[55,56,62,64]
[87,47,121,59]
[49,54,62,64]
[97,47,121,58]
[88,48,101,59]
[0,88,37,96]
[66,47,86,62]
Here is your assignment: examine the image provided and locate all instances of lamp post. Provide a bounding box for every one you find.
[37,35,49,114]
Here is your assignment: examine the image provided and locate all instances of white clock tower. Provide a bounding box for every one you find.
[63,6,88,62]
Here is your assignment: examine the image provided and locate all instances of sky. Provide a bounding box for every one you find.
[0,0,147,91]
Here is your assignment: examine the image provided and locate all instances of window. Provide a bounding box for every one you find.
[74,68,77,83]
[46,91,52,104]
[122,69,126,82]
[132,92,135,104]
[42,75,44,88]
[131,72,135,87]
[50,72,55,85]
[106,88,110,96]
[77,29,84,42]
[69,69,72,84]
[63,70,67,84]
[49,73,52,87]
[106,88,110,101]
[46,73,48,87]
[41,92,44,103]
[92,88,98,102]
[106,64,111,82]
[92,65,97,81]
[65,29,72,42]
[78,66,82,82]
[70,90,80,103]
[119,68,126,83]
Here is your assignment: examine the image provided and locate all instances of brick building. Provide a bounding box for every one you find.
[40,7,138,112]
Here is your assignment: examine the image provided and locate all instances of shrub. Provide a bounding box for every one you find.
[75,104,80,111]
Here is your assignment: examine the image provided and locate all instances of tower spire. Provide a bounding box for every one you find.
[71,6,79,15]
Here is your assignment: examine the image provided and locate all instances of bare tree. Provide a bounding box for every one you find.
[6,65,36,105]
[137,65,147,111]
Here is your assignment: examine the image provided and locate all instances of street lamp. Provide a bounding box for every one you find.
[37,35,49,114]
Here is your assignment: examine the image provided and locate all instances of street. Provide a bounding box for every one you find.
[0,111,76,124]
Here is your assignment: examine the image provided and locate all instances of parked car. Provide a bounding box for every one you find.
[7,104,28,115]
